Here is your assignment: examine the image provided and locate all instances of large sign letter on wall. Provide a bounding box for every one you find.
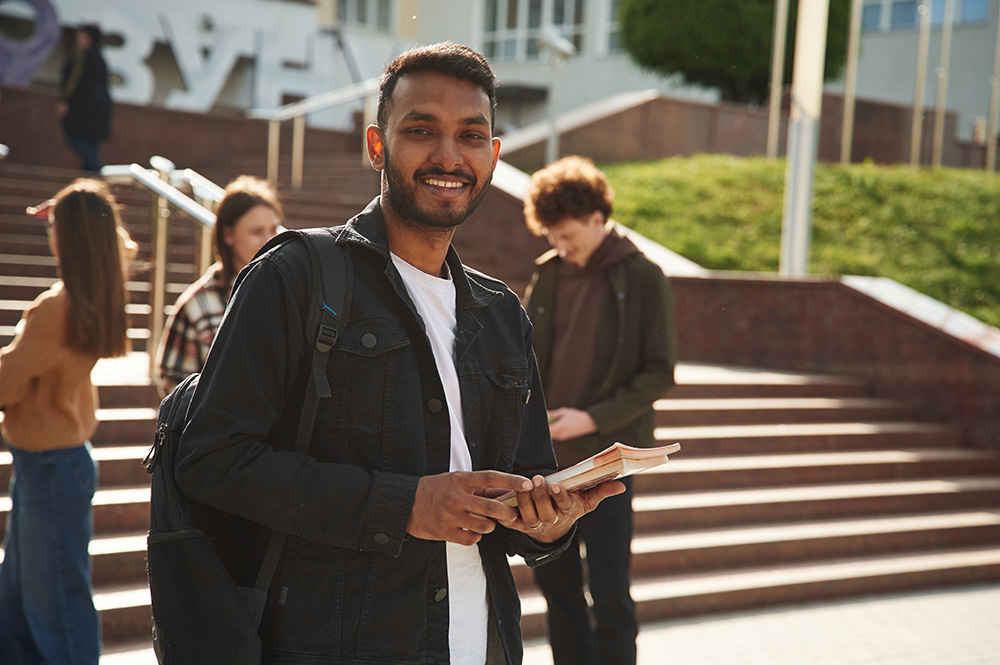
[0,0,60,86]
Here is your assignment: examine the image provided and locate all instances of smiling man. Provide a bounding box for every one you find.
[174,43,623,665]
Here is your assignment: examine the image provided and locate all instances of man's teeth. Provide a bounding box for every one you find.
[425,179,463,189]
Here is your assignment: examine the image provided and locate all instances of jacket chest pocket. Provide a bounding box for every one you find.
[326,316,411,447]
[476,365,530,470]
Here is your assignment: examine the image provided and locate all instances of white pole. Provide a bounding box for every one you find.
[767,0,791,159]
[987,0,1000,171]
[546,53,565,165]
[780,0,830,277]
[932,0,955,167]
[840,0,863,164]
[910,2,931,167]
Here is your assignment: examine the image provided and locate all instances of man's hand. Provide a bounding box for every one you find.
[547,407,597,441]
[505,476,626,543]
[407,470,533,546]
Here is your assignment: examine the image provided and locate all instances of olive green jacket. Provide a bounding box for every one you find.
[524,246,678,466]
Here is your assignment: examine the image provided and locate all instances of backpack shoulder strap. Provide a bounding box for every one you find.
[253,227,352,595]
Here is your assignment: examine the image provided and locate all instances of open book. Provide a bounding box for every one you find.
[496,441,681,507]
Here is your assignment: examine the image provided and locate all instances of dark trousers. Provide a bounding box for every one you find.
[64,133,103,173]
[533,479,637,665]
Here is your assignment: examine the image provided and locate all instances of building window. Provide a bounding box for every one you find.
[337,0,393,31]
[961,0,988,22]
[483,0,585,63]
[608,0,623,53]
[861,2,883,31]
[890,0,918,28]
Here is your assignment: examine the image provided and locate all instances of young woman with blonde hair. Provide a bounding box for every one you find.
[0,178,134,664]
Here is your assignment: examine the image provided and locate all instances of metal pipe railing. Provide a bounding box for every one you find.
[247,78,379,188]
[102,160,218,376]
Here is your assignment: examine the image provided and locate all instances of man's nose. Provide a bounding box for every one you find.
[429,136,463,171]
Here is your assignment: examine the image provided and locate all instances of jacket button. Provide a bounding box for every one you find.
[427,398,443,413]
[361,332,377,348]
[373,533,389,545]
[434,588,448,602]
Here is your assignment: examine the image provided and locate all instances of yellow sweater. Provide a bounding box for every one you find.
[0,283,100,451]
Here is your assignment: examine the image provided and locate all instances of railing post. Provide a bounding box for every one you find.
[292,113,305,190]
[193,193,214,275]
[148,190,170,378]
[268,119,281,184]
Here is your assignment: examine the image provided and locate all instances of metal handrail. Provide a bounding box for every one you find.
[127,164,217,226]
[246,77,379,189]
[178,168,226,203]
[101,160,220,376]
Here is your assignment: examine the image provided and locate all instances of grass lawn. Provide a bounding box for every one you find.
[602,154,1000,329]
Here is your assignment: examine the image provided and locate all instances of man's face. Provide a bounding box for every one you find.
[368,71,501,231]
[542,212,609,268]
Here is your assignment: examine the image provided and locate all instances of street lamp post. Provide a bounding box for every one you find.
[780,0,830,277]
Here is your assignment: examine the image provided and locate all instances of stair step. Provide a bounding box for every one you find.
[511,509,1000,587]
[656,421,961,454]
[93,582,152,644]
[632,477,1000,531]
[100,642,157,665]
[655,397,916,426]
[0,445,151,488]
[640,448,1000,491]
[671,364,869,399]
[91,408,159,444]
[0,485,150,538]
[517,546,1000,638]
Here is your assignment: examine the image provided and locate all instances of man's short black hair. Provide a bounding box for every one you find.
[377,42,497,131]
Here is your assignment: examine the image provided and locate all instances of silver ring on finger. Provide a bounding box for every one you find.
[528,522,542,529]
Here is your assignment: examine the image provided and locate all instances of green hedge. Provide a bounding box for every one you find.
[603,154,1000,328]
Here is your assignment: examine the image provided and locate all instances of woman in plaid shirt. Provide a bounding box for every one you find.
[154,175,282,395]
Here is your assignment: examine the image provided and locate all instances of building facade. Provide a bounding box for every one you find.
[1,0,996,148]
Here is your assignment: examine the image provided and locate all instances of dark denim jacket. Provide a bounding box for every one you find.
[175,199,568,664]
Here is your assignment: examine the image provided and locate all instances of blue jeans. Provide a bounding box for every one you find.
[533,479,637,665]
[0,443,101,665]
[64,133,103,173]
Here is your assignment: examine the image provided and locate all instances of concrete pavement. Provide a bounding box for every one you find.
[522,583,1000,665]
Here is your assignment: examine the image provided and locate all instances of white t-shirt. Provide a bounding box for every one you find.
[390,253,489,665]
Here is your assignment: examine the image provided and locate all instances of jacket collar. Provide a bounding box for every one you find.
[336,196,502,310]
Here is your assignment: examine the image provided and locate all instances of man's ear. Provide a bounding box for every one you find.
[491,136,501,171]
[366,125,385,171]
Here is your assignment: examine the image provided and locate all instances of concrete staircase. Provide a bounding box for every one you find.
[1,160,999,663]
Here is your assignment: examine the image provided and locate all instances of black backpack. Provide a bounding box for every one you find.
[143,229,352,665]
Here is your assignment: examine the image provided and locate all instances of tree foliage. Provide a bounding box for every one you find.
[619,0,851,103]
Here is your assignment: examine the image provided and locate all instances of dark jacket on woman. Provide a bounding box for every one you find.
[175,199,569,664]
[524,233,677,468]
[60,45,111,141]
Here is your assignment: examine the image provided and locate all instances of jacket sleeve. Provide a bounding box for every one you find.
[586,261,677,435]
[502,306,575,565]
[175,250,418,557]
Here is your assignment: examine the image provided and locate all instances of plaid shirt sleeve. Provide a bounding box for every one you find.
[155,269,229,393]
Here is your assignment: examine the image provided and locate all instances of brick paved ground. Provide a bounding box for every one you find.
[522,584,1000,665]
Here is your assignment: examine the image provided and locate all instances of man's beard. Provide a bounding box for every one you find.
[382,148,492,231]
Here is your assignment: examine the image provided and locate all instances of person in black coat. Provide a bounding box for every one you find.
[57,24,112,173]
